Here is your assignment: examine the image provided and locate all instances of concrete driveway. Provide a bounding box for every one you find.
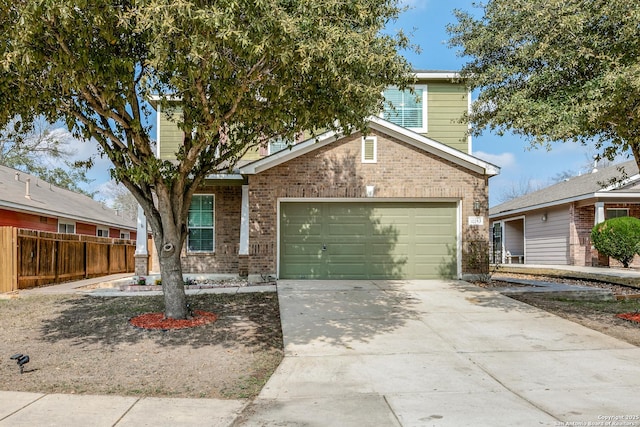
[235,280,640,426]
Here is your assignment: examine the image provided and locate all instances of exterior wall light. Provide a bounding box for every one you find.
[366,185,375,197]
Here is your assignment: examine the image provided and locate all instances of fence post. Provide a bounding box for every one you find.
[54,239,58,284]
[0,227,18,293]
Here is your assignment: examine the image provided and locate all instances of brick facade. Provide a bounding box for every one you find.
[569,204,596,266]
[180,184,243,274]
[182,130,491,278]
[246,130,489,278]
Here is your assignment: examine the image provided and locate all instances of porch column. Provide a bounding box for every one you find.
[238,185,249,277]
[134,204,149,276]
[594,202,605,225]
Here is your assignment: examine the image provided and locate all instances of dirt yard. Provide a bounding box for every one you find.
[0,292,283,399]
[2,273,638,400]
[484,272,640,347]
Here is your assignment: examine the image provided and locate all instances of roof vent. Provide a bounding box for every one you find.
[25,178,31,200]
[15,172,20,181]
[592,156,599,174]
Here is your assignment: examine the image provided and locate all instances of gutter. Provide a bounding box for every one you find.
[489,191,640,219]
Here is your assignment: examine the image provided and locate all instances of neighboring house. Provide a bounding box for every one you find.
[147,71,499,280]
[489,160,640,267]
[0,164,138,240]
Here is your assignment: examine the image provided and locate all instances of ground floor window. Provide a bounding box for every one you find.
[58,222,75,234]
[188,195,215,252]
[606,208,629,219]
[97,228,109,237]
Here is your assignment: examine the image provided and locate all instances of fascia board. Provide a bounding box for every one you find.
[367,117,499,176]
[489,197,588,219]
[592,191,640,200]
[239,117,499,176]
[602,174,640,191]
[0,201,136,230]
[414,72,461,80]
[489,190,640,219]
[204,174,245,180]
[238,129,342,174]
[489,191,640,219]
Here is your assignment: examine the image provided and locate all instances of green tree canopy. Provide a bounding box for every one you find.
[0,0,413,318]
[448,0,640,168]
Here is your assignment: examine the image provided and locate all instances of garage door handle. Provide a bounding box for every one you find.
[322,244,327,251]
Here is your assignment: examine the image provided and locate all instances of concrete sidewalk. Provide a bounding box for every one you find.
[2,272,640,426]
[0,393,245,427]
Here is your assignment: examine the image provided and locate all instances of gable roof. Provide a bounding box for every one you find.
[489,160,640,217]
[0,165,136,230]
[237,116,499,177]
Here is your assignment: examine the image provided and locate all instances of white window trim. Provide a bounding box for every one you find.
[58,220,76,234]
[120,231,131,240]
[97,228,109,237]
[381,84,428,133]
[187,194,215,253]
[361,136,377,163]
[606,208,629,219]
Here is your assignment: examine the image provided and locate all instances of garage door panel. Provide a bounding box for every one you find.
[373,242,407,255]
[327,223,367,236]
[368,261,406,278]
[282,243,323,256]
[415,242,454,254]
[282,224,323,237]
[327,243,367,256]
[280,202,457,280]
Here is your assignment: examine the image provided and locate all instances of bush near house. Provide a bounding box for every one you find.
[591,216,640,268]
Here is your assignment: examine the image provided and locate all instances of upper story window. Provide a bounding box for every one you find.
[268,137,290,155]
[382,86,428,133]
[187,195,215,252]
[606,208,629,219]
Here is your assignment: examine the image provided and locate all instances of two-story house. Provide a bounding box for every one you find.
[144,71,499,281]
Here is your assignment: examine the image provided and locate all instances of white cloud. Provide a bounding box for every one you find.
[473,151,516,169]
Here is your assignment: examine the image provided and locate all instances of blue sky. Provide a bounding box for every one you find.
[74,0,599,206]
[393,0,600,206]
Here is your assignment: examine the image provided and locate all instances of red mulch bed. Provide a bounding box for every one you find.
[616,312,640,324]
[129,310,218,330]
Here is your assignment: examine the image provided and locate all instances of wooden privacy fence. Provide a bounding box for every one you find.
[0,227,136,293]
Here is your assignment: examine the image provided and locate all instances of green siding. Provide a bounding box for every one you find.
[280,202,457,280]
[243,146,262,161]
[425,82,469,152]
[158,106,184,160]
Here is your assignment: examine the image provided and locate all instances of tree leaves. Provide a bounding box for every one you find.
[1,0,412,317]
[448,0,640,168]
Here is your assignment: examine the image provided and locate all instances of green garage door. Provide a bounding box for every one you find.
[279,202,457,279]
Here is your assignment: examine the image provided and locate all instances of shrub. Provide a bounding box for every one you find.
[591,216,640,267]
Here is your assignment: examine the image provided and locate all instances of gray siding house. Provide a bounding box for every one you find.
[489,160,640,267]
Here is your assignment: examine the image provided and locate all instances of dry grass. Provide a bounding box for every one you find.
[0,292,283,399]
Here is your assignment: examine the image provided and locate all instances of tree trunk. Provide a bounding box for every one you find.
[156,232,188,320]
